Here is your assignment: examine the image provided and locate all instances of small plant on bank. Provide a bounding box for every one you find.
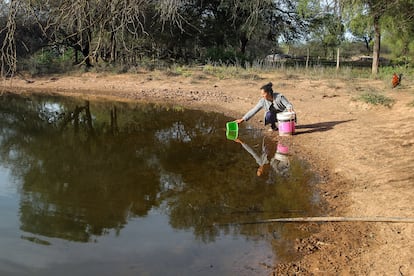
[358,92,395,107]
[202,64,261,80]
[165,65,192,77]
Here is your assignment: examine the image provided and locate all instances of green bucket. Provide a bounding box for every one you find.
[226,121,238,140]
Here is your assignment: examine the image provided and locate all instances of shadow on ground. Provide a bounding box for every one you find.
[295,120,354,135]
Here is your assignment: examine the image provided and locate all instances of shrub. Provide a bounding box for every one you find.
[358,92,395,107]
[20,47,75,76]
[204,47,247,65]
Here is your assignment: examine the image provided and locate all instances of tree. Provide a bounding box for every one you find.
[297,0,345,59]
[1,0,191,76]
[381,0,414,63]
[0,0,313,73]
[347,9,373,54]
[343,0,407,74]
[0,0,18,77]
[308,13,345,59]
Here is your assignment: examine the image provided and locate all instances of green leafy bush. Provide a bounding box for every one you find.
[358,92,395,107]
[21,47,75,76]
[204,47,247,65]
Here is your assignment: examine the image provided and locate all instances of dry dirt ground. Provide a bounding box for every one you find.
[3,69,414,275]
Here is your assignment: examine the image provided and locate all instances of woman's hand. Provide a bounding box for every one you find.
[235,118,244,124]
[234,138,243,144]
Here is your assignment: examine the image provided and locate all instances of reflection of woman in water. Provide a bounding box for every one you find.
[234,136,276,176]
[234,137,291,179]
[270,151,290,177]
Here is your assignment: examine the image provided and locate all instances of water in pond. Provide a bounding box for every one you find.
[0,93,320,275]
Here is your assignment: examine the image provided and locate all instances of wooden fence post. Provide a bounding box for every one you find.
[336,48,340,70]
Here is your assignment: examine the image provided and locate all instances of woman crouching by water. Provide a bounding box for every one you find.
[235,82,294,131]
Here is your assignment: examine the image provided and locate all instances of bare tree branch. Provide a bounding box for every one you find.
[1,0,18,78]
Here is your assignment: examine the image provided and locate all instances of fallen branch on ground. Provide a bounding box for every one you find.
[220,216,414,226]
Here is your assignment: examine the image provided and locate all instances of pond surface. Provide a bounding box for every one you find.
[0,93,320,275]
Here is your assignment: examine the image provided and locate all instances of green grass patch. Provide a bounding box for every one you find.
[164,65,193,77]
[202,64,261,80]
[358,92,395,107]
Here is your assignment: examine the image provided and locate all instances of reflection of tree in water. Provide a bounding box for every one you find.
[0,94,162,241]
[0,93,319,259]
[59,100,94,134]
[0,94,231,242]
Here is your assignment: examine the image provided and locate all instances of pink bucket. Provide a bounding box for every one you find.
[277,142,289,154]
[275,141,290,162]
[277,112,296,136]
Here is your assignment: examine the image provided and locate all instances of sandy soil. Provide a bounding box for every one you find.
[3,69,414,275]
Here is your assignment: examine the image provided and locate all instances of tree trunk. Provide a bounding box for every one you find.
[110,31,116,63]
[84,101,94,135]
[82,43,92,67]
[73,40,92,67]
[306,48,309,69]
[371,14,381,75]
[363,36,371,53]
[75,48,79,64]
[336,48,340,70]
[239,33,248,55]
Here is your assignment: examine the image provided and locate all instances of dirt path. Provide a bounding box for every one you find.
[3,70,414,275]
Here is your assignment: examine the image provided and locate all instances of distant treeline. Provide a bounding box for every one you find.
[1,0,413,76]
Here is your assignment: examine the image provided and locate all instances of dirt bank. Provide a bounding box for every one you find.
[3,70,414,275]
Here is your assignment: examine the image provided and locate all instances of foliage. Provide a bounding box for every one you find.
[346,9,373,54]
[358,92,395,107]
[342,0,414,73]
[202,64,261,80]
[21,47,75,76]
[1,0,312,75]
[376,66,414,90]
[204,47,248,65]
[1,0,414,77]
[381,0,414,62]
[165,65,192,77]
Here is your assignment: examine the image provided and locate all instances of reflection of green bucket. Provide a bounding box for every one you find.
[226,121,238,140]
